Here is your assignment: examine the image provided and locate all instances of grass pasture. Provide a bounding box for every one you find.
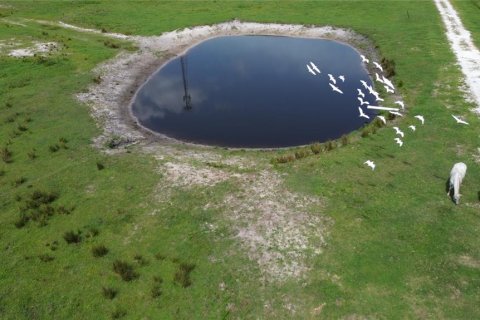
[0,1,479,319]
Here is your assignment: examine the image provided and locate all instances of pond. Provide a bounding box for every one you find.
[131,35,376,148]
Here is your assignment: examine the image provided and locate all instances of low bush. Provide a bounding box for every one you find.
[341,135,349,146]
[113,260,138,281]
[381,57,396,78]
[325,141,336,151]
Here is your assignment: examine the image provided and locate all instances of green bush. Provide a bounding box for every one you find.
[63,230,82,244]
[310,143,323,154]
[294,149,310,160]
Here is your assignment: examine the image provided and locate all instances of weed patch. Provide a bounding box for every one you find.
[92,245,109,257]
[113,260,138,281]
[63,230,82,244]
[174,263,195,288]
[102,286,117,300]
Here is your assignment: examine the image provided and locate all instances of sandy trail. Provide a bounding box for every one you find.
[434,0,480,112]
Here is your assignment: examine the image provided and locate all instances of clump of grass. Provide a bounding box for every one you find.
[294,149,310,160]
[381,57,396,77]
[113,260,138,281]
[27,149,37,160]
[49,144,60,152]
[1,147,13,163]
[310,142,323,154]
[111,308,126,319]
[4,115,15,123]
[154,253,166,261]
[134,254,148,266]
[12,176,26,187]
[274,154,295,164]
[5,102,12,108]
[151,285,162,298]
[14,213,30,229]
[47,240,59,251]
[325,140,336,151]
[63,230,82,244]
[104,40,120,49]
[387,112,397,121]
[17,123,28,132]
[38,254,55,262]
[0,169,5,177]
[105,136,123,149]
[56,205,74,215]
[174,263,195,288]
[85,227,99,238]
[93,75,102,84]
[58,137,68,149]
[96,161,105,170]
[153,275,163,284]
[102,286,117,300]
[361,127,372,138]
[92,245,109,257]
[341,135,349,146]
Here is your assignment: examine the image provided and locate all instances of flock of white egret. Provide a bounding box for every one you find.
[305,54,469,171]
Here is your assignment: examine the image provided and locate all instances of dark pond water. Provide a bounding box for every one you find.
[131,35,376,148]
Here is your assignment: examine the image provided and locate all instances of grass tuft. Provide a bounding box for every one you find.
[102,286,117,299]
[113,260,138,281]
[63,230,82,244]
[174,263,195,288]
[92,245,109,257]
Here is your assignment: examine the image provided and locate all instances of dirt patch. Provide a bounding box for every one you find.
[7,41,58,57]
[457,255,480,268]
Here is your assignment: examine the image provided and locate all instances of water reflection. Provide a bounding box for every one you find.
[132,35,376,148]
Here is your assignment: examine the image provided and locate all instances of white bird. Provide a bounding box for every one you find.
[310,61,321,74]
[372,91,384,102]
[408,125,416,131]
[360,80,369,89]
[361,55,370,63]
[357,88,365,98]
[393,126,405,138]
[357,97,369,105]
[375,73,384,83]
[307,64,316,75]
[329,83,343,94]
[328,74,336,84]
[367,85,376,95]
[394,100,405,109]
[414,115,425,125]
[452,115,469,125]
[364,160,376,171]
[384,85,394,94]
[390,111,404,117]
[373,61,383,72]
[358,107,370,119]
[338,75,345,82]
[377,115,386,124]
[394,137,403,147]
[382,76,395,89]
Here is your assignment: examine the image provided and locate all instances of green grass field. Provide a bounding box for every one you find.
[1,1,479,319]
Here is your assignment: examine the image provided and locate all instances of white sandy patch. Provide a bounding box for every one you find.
[163,161,232,188]
[434,0,480,112]
[8,41,58,57]
[1,19,26,27]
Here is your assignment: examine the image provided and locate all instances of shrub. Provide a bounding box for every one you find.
[310,143,323,154]
[26,190,58,209]
[341,135,349,146]
[113,260,138,281]
[361,127,371,138]
[38,254,55,262]
[49,144,60,152]
[96,161,105,170]
[174,263,195,288]
[1,147,13,163]
[63,230,82,244]
[387,112,396,121]
[102,286,117,299]
[294,149,310,160]
[92,245,109,257]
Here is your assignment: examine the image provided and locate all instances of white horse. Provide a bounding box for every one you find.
[448,162,467,205]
